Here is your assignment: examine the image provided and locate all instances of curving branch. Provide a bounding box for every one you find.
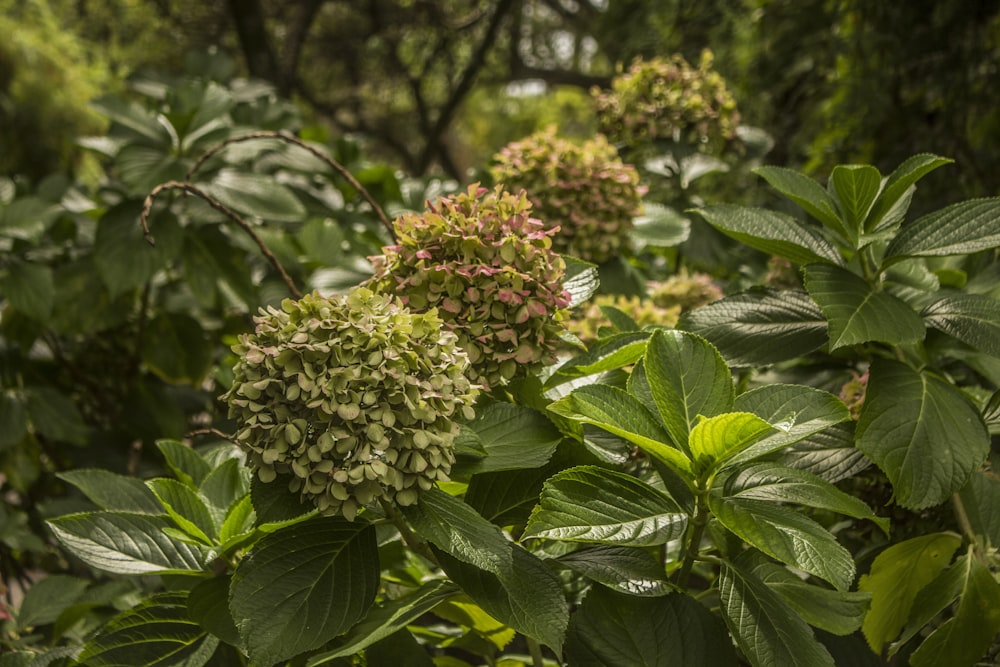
[140,180,303,299]
[185,130,395,240]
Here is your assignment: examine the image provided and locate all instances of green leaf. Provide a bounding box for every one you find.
[147,479,218,544]
[47,512,206,574]
[199,458,250,517]
[465,466,552,527]
[562,256,600,309]
[548,385,692,476]
[753,166,846,238]
[218,495,255,547]
[16,575,89,629]
[688,412,773,471]
[725,463,888,533]
[743,554,870,635]
[2,261,53,321]
[307,581,458,664]
[141,314,214,385]
[566,587,737,667]
[828,164,882,238]
[94,202,184,297]
[709,496,855,590]
[775,422,869,483]
[803,263,925,349]
[557,545,672,597]
[730,384,851,466]
[24,386,88,445]
[921,293,1000,357]
[249,473,315,528]
[156,440,212,488]
[644,329,734,450]
[884,197,1000,262]
[452,401,561,476]
[0,390,28,450]
[958,471,1000,548]
[631,202,691,247]
[856,360,990,509]
[693,205,843,265]
[57,469,164,514]
[0,196,62,243]
[546,332,650,388]
[77,592,218,667]
[718,560,835,667]
[229,516,379,666]
[48,258,131,336]
[908,553,1000,667]
[523,465,687,547]
[858,532,963,654]
[187,576,241,647]
[866,154,953,232]
[91,95,172,144]
[204,169,307,222]
[402,488,569,655]
[889,554,967,655]
[678,289,828,367]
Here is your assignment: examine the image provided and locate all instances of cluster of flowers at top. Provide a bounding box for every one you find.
[592,49,740,154]
[223,288,478,520]
[490,127,645,264]
[367,184,571,391]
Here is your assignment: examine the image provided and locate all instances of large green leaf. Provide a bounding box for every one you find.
[0,196,62,244]
[47,512,206,574]
[631,202,691,248]
[730,384,851,466]
[546,332,651,388]
[229,516,379,666]
[91,96,173,145]
[402,488,569,654]
[687,412,773,472]
[644,329,734,451]
[16,575,89,629]
[725,463,888,533]
[204,169,307,222]
[562,256,600,309]
[921,293,1000,357]
[556,545,672,597]
[858,532,963,654]
[147,479,218,544]
[22,386,88,445]
[865,154,953,231]
[678,290,828,367]
[187,576,241,648]
[958,471,1000,547]
[566,587,737,667]
[156,440,212,488]
[522,466,687,547]
[57,469,164,515]
[718,561,835,667]
[910,552,1000,667]
[141,313,214,385]
[753,166,846,238]
[887,554,967,656]
[452,400,561,476]
[548,385,692,476]
[77,592,218,667]
[1,260,53,321]
[465,465,553,527]
[0,390,27,450]
[693,205,843,265]
[709,496,855,591]
[774,422,870,483]
[307,581,458,664]
[743,554,870,636]
[856,360,990,509]
[828,164,882,239]
[94,202,184,297]
[803,263,925,349]
[884,197,1000,262]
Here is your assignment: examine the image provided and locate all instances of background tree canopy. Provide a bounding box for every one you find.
[3,0,999,209]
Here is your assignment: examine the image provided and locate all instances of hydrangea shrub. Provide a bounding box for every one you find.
[368,184,570,391]
[569,294,681,344]
[223,287,478,520]
[593,49,740,153]
[490,127,644,264]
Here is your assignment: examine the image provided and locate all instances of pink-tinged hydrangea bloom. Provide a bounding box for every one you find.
[223,287,478,520]
[367,185,570,390]
[592,50,741,154]
[491,127,644,264]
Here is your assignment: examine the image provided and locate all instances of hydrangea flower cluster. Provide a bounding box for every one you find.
[593,50,740,153]
[223,287,478,520]
[569,294,681,344]
[490,128,645,264]
[368,184,571,391]
[648,271,724,311]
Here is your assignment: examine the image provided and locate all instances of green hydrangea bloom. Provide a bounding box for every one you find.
[593,50,740,153]
[368,184,570,391]
[490,127,644,264]
[223,287,478,520]
[569,294,681,345]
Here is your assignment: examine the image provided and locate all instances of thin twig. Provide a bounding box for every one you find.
[184,130,396,240]
[140,180,302,299]
[185,428,237,443]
